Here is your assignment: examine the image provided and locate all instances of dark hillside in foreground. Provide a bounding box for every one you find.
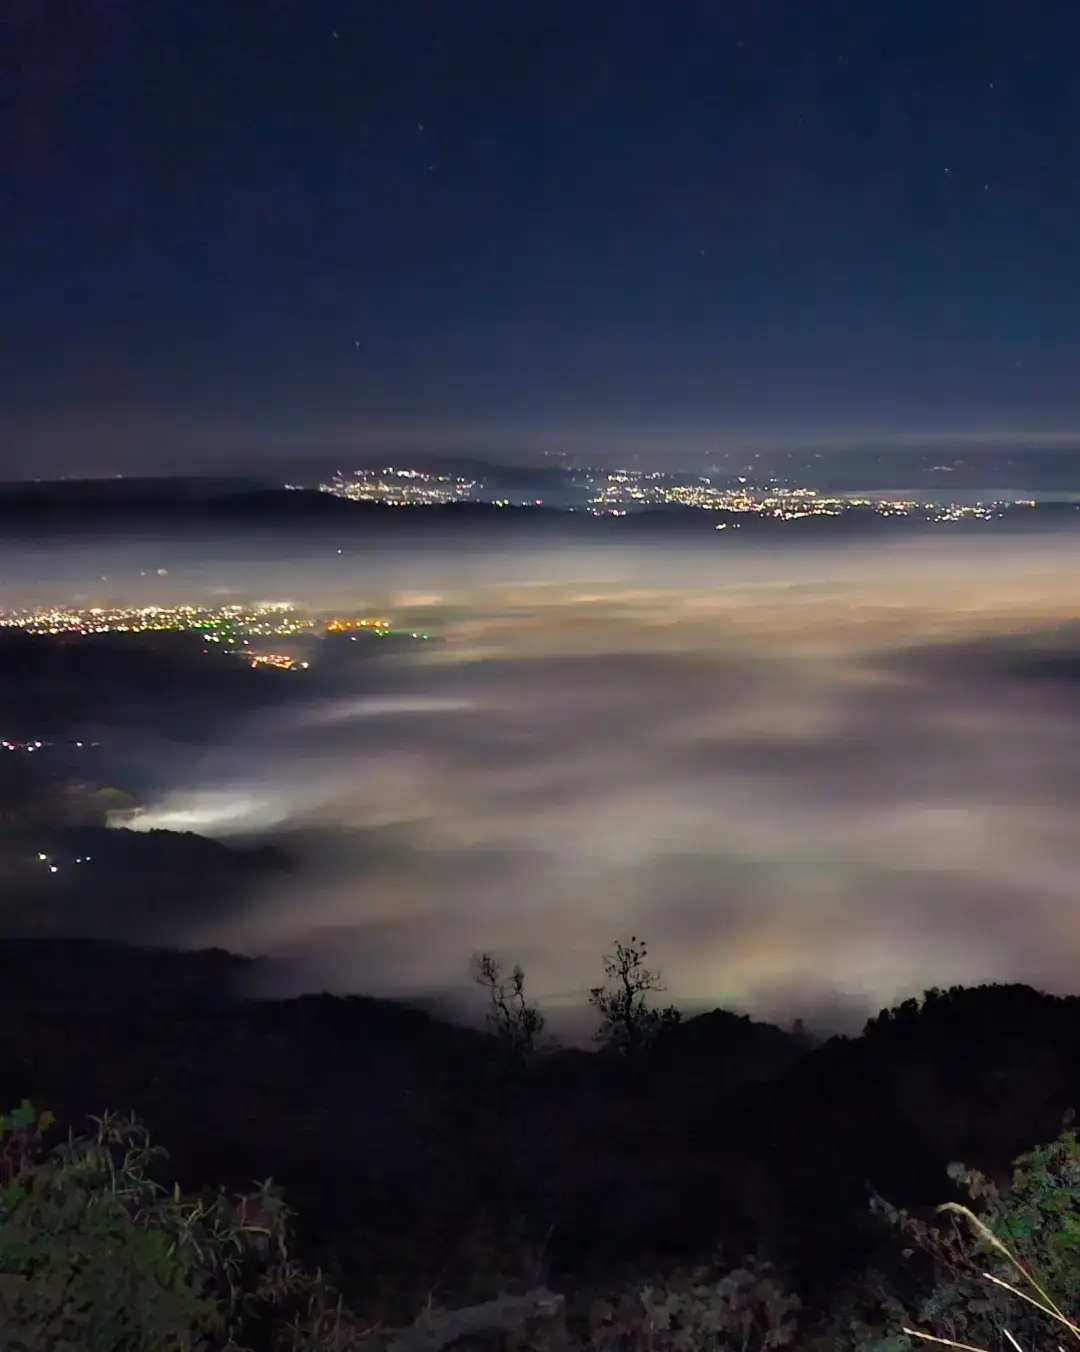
[0,935,1076,1324]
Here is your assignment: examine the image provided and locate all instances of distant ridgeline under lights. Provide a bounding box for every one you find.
[0,603,436,671]
[313,464,1051,521]
[0,459,1077,535]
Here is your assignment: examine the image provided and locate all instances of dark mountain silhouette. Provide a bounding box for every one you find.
[0,932,1075,1325]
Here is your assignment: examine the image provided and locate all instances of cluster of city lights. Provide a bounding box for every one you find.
[325,617,392,632]
[2,738,95,752]
[582,471,1040,520]
[842,496,1038,520]
[249,653,309,671]
[585,474,845,518]
[0,601,310,638]
[318,467,479,506]
[0,602,435,670]
[308,463,1045,522]
[35,850,92,875]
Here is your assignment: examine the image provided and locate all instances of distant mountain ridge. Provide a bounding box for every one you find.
[0,475,270,499]
[0,481,1077,541]
[9,443,1080,497]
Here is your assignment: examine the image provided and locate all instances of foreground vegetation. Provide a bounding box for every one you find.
[3,937,1080,1351]
[5,1099,1080,1352]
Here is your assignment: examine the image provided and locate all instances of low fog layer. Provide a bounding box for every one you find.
[63,533,1073,1033]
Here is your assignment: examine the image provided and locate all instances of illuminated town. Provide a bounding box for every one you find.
[578,471,1034,519]
[313,464,1039,521]
[0,602,431,670]
[316,467,480,505]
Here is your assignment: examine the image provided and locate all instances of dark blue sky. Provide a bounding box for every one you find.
[4,0,1080,475]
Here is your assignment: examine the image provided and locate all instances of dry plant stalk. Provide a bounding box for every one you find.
[902,1202,1080,1352]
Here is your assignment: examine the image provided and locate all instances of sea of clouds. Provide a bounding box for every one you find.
[88,533,1080,1035]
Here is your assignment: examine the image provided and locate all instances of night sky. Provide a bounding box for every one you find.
[5,0,1080,475]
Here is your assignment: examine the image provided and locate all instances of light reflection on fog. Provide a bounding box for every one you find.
[15,531,1080,1032]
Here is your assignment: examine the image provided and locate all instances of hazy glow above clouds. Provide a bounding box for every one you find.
[126,536,1080,1031]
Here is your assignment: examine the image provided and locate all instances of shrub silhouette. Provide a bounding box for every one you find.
[875,1127,1080,1352]
[0,1103,351,1351]
[586,1254,800,1352]
[472,951,547,1062]
[589,937,680,1058]
[0,1096,808,1352]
